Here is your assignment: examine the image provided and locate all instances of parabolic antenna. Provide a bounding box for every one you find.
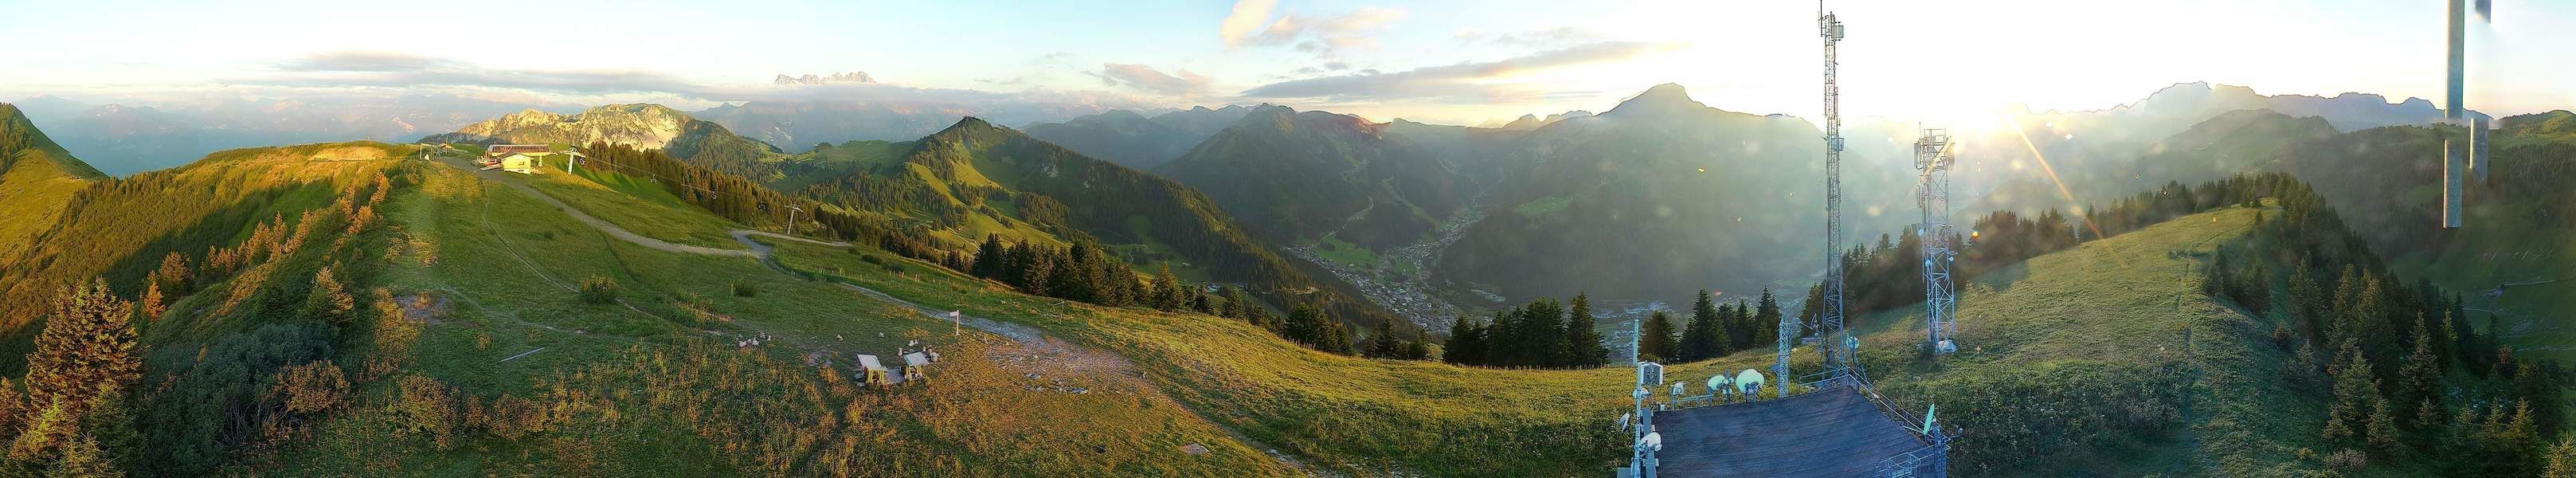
[1735,369,1766,395]
[1706,374,1731,394]
[1642,432,1663,451]
[1671,382,1688,398]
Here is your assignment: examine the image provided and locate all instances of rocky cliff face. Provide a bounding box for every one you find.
[444,104,703,150]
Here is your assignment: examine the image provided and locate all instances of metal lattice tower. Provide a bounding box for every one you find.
[2440,0,2492,229]
[1791,3,1855,389]
[1914,129,1959,355]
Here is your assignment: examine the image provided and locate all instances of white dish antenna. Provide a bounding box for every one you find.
[1706,375,1732,395]
[1670,382,1689,398]
[1735,369,1766,395]
[1642,432,1664,451]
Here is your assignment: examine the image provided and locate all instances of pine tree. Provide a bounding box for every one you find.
[2288,261,2324,342]
[1521,299,1566,366]
[45,433,119,478]
[1561,294,1607,368]
[302,265,356,325]
[1484,311,1516,365]
[2323,342,2378,442]
[969,235,1004,279]
[151,252,190,295]
[1403,332,1430,360]
[2397,314,2444,427]
[137,284,163,325]
[2544,437,2576,478]
[1639,311,1678,362]
[23,280,140,421]
[1754,289,1782,353]
[2364,396,2402,455]
[1366,319,1401,358]
[1678,290,1720,362]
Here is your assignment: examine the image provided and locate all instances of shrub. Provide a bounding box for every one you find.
[883,263,906,273]
[268,360,349,414]
[2326,449,2367,472]
[578,276,620,304]
[859,254,883,264]
[731,280,759,297]
[393,375,460,448]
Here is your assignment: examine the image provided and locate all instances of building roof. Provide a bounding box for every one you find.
[902,352,930,367]
[1650,385,1936,477]
[487,144,550,158]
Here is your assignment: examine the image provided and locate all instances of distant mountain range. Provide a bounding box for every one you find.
[1023,105,1250,170]
[296,80,2555,320]
[690,100,1128,154]
[422,104,787,181]
[11,94,559,176]
[1157,104,1466,250]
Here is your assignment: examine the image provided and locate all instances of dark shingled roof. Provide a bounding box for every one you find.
[1651,385,1936,477]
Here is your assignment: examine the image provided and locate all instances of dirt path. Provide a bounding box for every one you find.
[433,155,754,257]
[437,155,1328,475]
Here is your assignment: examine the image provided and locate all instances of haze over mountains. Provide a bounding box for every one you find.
[366,79,2527,329]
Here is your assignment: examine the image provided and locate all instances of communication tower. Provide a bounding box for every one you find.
[1915,129,1959,354]
[1791,1,1857,388]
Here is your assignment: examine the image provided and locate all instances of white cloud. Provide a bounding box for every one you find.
[1224,4,1407,58]
[1240,41,1679,102]
[1089,64,1213,96]
[1219,0,1281,48]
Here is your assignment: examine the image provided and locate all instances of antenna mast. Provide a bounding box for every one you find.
[1787,1,1855,388]
[1916,129,1959,354]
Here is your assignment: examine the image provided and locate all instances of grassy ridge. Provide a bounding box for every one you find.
[247,161,1285,476]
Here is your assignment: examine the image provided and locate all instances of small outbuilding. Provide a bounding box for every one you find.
[483,144,554,174]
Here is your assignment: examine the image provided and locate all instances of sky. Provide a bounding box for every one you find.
[2,0,2570,127]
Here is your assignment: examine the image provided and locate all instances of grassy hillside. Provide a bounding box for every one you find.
[794,117,1389,324]
[0,141,401,369]
[0,103,106,261]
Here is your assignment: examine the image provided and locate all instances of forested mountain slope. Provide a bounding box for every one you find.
[0,103,107,261]
[1156,105,1467,250]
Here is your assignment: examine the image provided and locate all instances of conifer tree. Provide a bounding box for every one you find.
[302,265,355,325]
[137,284,163,325]
[1366,318,1402,358]
[1562,294,1607,367]
[1522,299,1567,366]
[1755,289,1782,353]
[1639,311,1678,362]
[2323,343,2378,442]
[2365,396,2402,454]
[2398,314,2444,427]
[1678,290,1720,362]
[24,280,139,422]
[970,235,1004,279]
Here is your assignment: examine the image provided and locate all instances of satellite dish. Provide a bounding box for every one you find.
[1735,369,1766,396]
[1706,374,1730,394]
[1671,382,1688,398]
[1642,432,1664,451]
